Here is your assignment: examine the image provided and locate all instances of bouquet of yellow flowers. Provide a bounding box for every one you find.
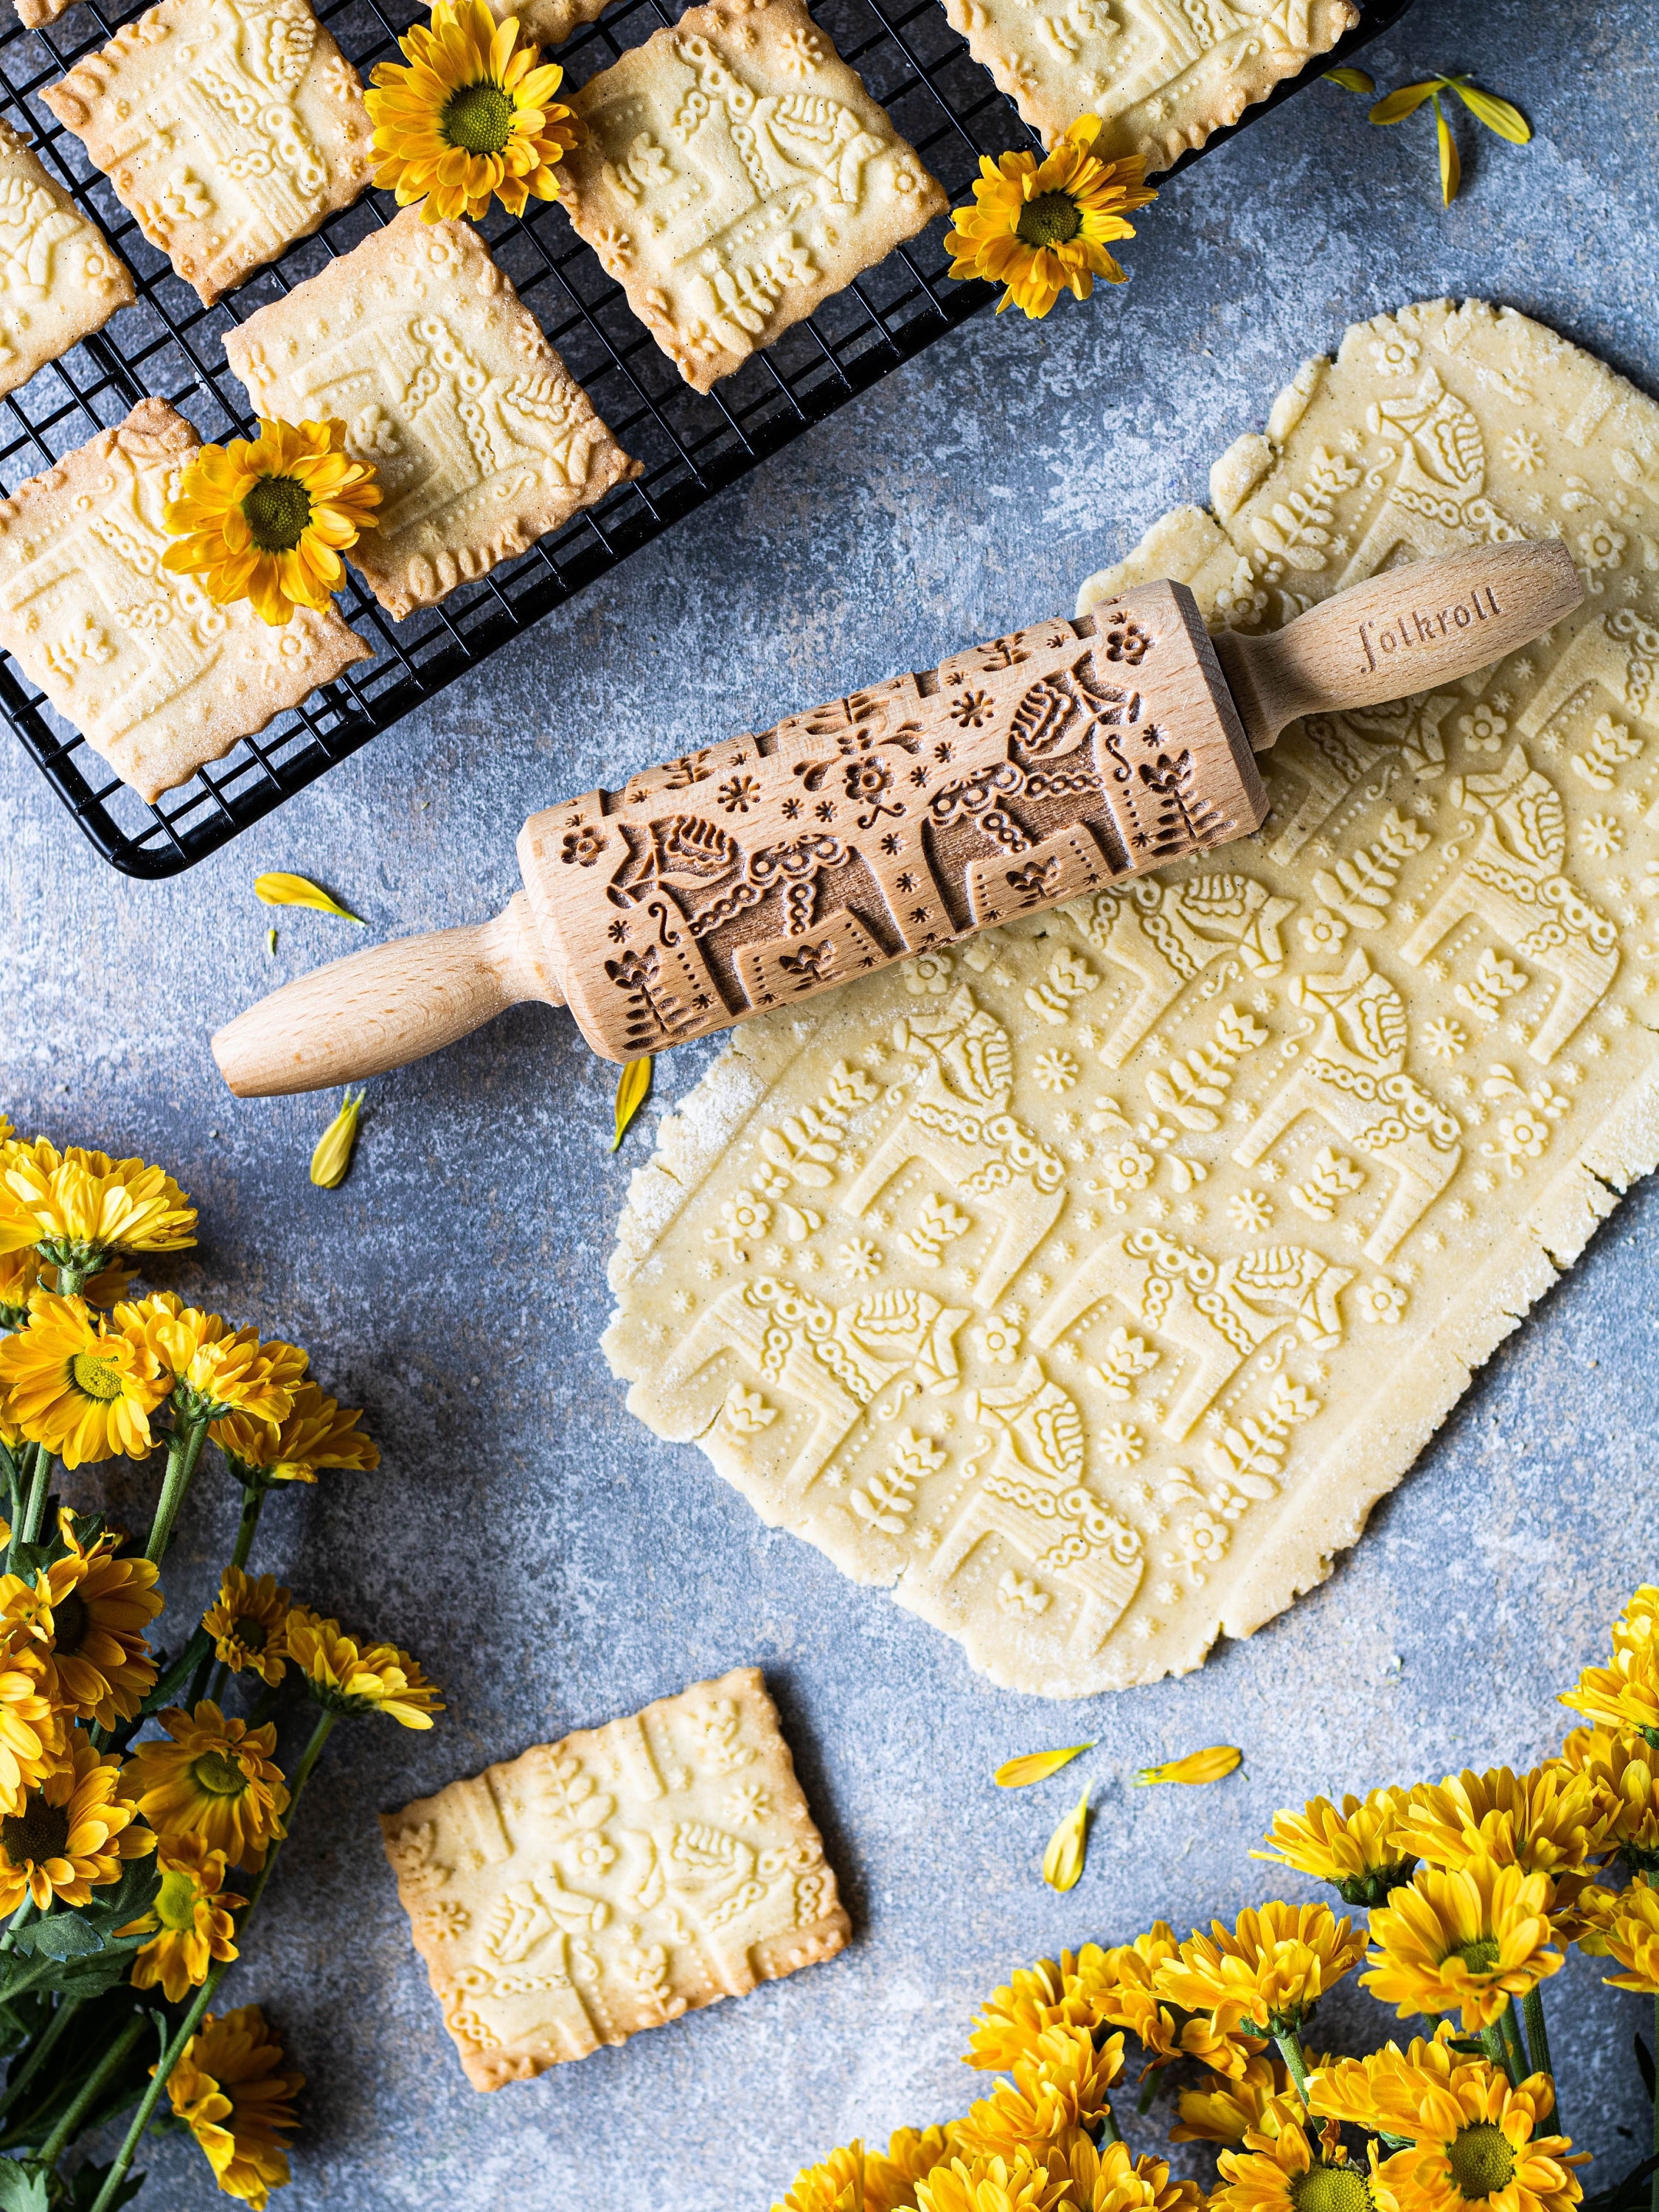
[0,1116,440,2210]
[775,1585,1659,2212]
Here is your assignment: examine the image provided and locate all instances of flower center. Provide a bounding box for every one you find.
[53,1588,91,1656]
[191,1750,248,1798]
[232,1615,268,1653]
[156,1865,202,1930]
[1455,1937,1501,1973]
[70,1350,125,1402]
[441,80,515,157]
[1290,2166,1371,2212]
[1015,189,1082,250]
[1,1795,71,1868]
[240,474,313,554]
[1447,2121,1518,2201]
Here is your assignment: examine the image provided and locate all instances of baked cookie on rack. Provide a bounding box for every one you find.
[559,0,946,392]
[938,0,1358,167]
[223,207,640,621]
[0,397,369,804]
[41,0,374,308]
[467,0,623,49]
[0,122,133,398]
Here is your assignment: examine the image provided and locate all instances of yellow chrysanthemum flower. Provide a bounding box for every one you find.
[1361,1860,1562,2029]
[1560,1585,1659,1745]
[1310,2037,1582,2212]
[965,1947,1116,2071]
[366,0,582,222]
[0,1728,153,1913]
[917,2147,1064,2212]
[1152,1902,1366,2038]
[0,1291,170,1467]
[0,1650,61,1815]
[0,1142,196,1269]
[114,1291,306,1424]
[1212,2106,1394,2212]
[1050,2133,1206,2212]
[775,2143,867,2212]
[1579,1872,1659,1994]
[1251,1788,1419,1907]
[125,1700,290,1871]
[122,1832,246,2003]
[1170,2054,1305,2146]
[285,1605,444,1728]
[0,1520,162,1726]
[0,1248,44,1329]
[1393,1766,1608,1881]
[1085,1924,1267,2079]
[953,2025,1124,2159]
[1556,1727,1659,1874]
[167,2005,304,2212]
[202,1565,291,1688]
[163,418,380,628]
[869,2126,958,2212]
[945,115,1158,319]
[212,1379,379,1486]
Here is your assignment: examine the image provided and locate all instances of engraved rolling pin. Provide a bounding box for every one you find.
[214,541,1580,1093]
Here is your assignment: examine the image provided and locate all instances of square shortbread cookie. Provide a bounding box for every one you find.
[381,1667,851,2090]
[0,397,369,803]
[0,122,133,399]
[223,209,641,620]
[938,0,1357,165]
[559,0,947,392]
[605,299,1659,1698]
[498,0,619,47]
[41,0,373,309]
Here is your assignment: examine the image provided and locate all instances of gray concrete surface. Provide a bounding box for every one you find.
[3,0,1658,2201]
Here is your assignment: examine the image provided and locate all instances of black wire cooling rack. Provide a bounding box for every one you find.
[0,0,1413,876]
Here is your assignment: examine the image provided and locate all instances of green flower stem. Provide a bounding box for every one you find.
[1480,2011,1523,2088]
[230,1481,267,1571]
[39,2013,145,2163]
[1274,2028,1313,2107]
[53,1257,98,1299]
[1135,2069,1161,2117]
[1500,1994,1531,2081]
[145,1413,209,1565]
[17,1442,52,1549]
[1096,2101,1122,2147]
[1520,1981,1555,2100]
[0,1991,76,2117]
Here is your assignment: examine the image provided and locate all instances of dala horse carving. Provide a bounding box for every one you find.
[1397,746,1619,1063]
[1335,366,1523,585]
[1068,875,1297,1067]
[1514,607,1659,754]
[1232,947,1462,1262]
[1032,1232,1354,1440]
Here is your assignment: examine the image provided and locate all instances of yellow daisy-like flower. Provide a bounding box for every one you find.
[0,1290,169,1467]
[203,1565,291,1688]
[1050,2134,1206,2212]
[0,1521,162,1727]
[0,1650,61,1815]
[953,2025,1124,2160]
[1556,1727,1659,1874]
[0,1141,196,1269]
[869,2126,958,2212]
[366,0,582,222]
[167,2005,304,2212]
[1310,2038,1582,2212]
[114,1291,307,1424]
[122,1832,246,2003]
[125,1701,290,1872]
[163,418,380,629]
[1579,1872,1659,1994]
[0,1248,44,1329]
[775,2143,867,2212]
[917,2147,1065,2212]
[1360,1860,1562,2030]
[1392,1766,1607,1882]
[0,1728,153,1913]
[1561,1585,1659,1745]
[1171,2054,1302,2146]
[1152,1902,1366,2038]
[1212,2104,1393,2212]
[965,1947,1116,2071]
[1252,1787,1419,1907]
[285,1605,444,1728]
[945,115,1158,319]
[212,1379,380,1486]
[1086,1923,1267,2079]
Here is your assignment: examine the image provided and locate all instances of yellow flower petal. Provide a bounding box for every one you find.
[993,1742,1095,1789]
[1368,77,1446,123]
[1436,97,1461,204]
[309,1091,364,1190]
[1446,77,1531,142]
[1042,1787,1090,1892]
[611,1057,653,1152]
[1134,1745,1242,1787]
[1324,66,1374,94]
[254,873,364,922]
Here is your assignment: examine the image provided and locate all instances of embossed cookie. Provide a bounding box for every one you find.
[0,123,133,397]
[480,0,621,49]
[40,0,373,309]
[223,209,640,619]
[608,299,1659,1698]
[938,0,1357,166]
[0,397,369,803]
[381,1667,850,2090]
[559,0,947,392]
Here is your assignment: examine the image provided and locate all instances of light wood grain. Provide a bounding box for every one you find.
[1215,539,1582,750]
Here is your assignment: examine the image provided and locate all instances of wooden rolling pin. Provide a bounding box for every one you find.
[215,541,1579,1092]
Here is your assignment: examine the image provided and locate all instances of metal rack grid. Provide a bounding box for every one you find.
[0,0,1412,876]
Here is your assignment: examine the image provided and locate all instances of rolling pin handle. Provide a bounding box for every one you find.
[211,889,564,1099]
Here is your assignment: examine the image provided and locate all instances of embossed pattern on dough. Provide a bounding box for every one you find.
[0,397,369,804]
[0,122,133,398]
[605,299,1659,1698]
[381,1667,850,2090]
[937,0,1357,165]
[559,0,947,392]
[41,0,372,307]
[223,209,641,620]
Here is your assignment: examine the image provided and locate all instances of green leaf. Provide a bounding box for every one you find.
[14,1913,102,1961]
[1324,65,1374,93]
[1436,95,1461,203]
[0,2160,50,2212]
[1368,77,1446,123]
[68,2163,147,2212]
[1447,77,1531,142]
[1581,2152,1659,2212]
[611,1057,654,1152]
